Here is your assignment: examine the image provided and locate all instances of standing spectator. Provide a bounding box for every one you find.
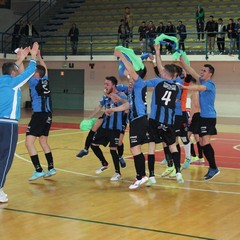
[177,20,187,51]
[164,21,176,54]
[118,19,129,48]
[195,5,205,41]
[26,50,56,181]
[156,21,165,53]
[138,21,147,53]
[23,20,39,47]
[234,18,240,52]
[204,15,218,55]
[0,43,38,203]
[227,18,236,56]
[124,6,134,42]
[180,58,220,181]
[11,20,23,53]
[68,23,79,55]
[146,20,156,53]
[216,18,226,55]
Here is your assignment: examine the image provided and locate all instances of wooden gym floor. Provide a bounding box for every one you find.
[0,109,239,240]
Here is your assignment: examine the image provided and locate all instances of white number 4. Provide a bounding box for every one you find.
[161,91,172,105]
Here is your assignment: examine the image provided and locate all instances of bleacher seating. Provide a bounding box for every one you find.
[39,0,240,55]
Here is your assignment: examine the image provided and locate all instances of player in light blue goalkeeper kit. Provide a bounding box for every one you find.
[0,43,39,203]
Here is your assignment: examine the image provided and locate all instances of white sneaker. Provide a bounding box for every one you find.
[95,165,109,174]
[0,189,8,203]
[129,176,148,190]
[146,176,156,187]
[110,173,121,181]
[0,188,7,197]
[176,172,184,183]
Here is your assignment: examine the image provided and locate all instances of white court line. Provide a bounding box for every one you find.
[15,129,240,195]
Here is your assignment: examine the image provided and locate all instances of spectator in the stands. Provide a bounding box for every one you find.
[68,23,79,55]
[216,18,226,55]
[138,21,147,53]
[177,20,187,51]
[227,18,237,56]
[205,15,218,55]
[156,21,165,53]
[124,7,134,42]
[235,18,240,51]
[164,21,176,54]
[146,20,156,54]
[22,20,39,47]
[11,20,23,53]
[195,5,205,41]
[118,19,129,48]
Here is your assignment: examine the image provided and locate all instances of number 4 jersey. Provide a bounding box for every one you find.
[144,78,180,126]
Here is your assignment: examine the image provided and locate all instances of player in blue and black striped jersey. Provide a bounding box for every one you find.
[25,50,56,181]
[91,76,129,181]
[111,48,149,189]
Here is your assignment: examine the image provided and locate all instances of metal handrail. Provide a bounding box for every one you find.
[1,31,240,60]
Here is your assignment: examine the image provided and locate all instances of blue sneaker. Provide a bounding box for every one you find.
[76,149,89,158]
[204,168,220,181]
[160,159,167,165]
[29,171,45,181]
[182,158,191,169]
[44,168,57,178]
[119,157,126,168]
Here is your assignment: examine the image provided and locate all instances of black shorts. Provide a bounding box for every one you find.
[174,113,188,137]
[199,117,217,137]
[129,116,149,147]
[92,127,120,148]
[188,112,200,134]
[148,119,176,146]
[26,112,52,137]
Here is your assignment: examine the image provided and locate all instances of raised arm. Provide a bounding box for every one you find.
[114,49,138,80]
[37,50,48,75]
[15,47,30,73]
[154,43,164,76]
[179,56,200,82]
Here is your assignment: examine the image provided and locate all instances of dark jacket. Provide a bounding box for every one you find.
[205,21,218,37]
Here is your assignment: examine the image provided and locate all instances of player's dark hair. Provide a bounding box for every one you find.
[36,65,46,78]
[2,62,17,75]
[164,64,175,79]
[204,64,215,76]
[106,76,118,86]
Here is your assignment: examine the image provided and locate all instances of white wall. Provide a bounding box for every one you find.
[0,54,240,118]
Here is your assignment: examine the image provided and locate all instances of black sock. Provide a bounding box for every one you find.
[85,130,95,150]
[148,154,155,177]
[176,143,181,161]
[110,149,120,174]
[31,155,43,172]
[171,151,181,173]
[164,146,173,167]
[45,152,54,170]
[134,153,146,180]
[191,143,196,157]
[197,142,203,158]
[117,143,124,157]
[202,144,217,169]
[91,145,108,166]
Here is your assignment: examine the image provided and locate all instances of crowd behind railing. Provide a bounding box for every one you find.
[1,31,240,60]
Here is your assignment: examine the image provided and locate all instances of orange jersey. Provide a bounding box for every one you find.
[181,80,190,112]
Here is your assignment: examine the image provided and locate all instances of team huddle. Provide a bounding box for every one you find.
[77,43,219,190]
